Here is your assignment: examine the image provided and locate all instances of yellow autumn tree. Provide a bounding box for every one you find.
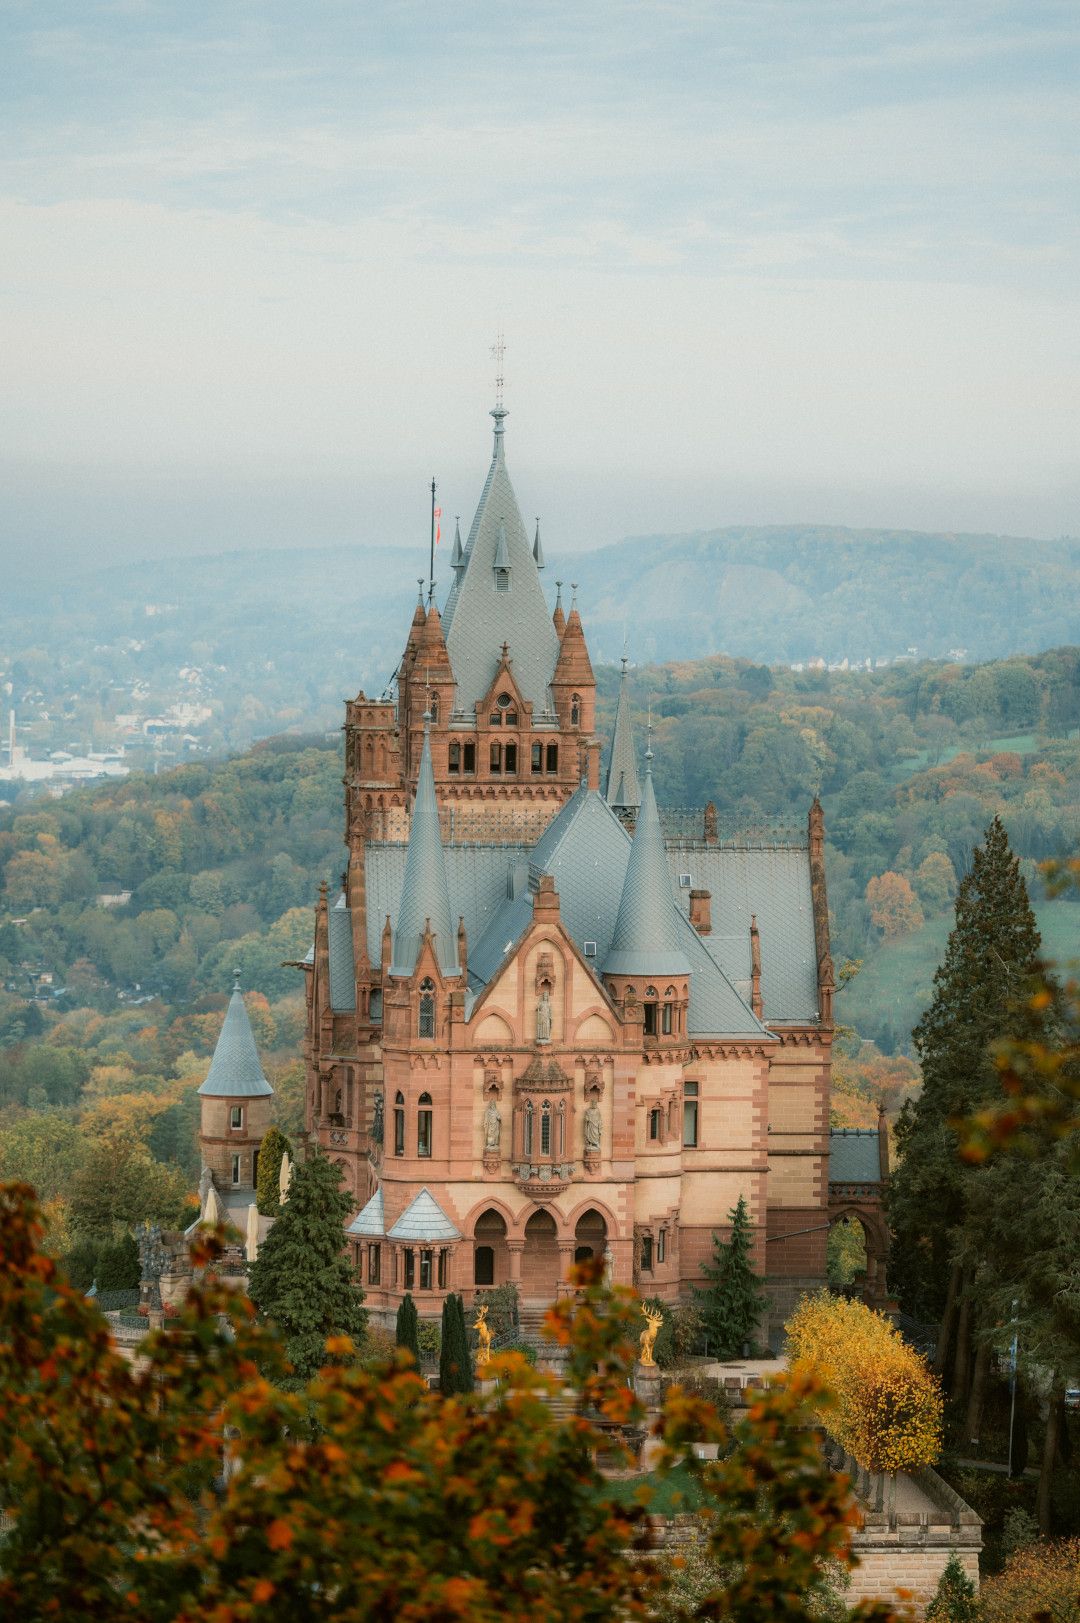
[865,871,924,939]
[786,1292,942,1473]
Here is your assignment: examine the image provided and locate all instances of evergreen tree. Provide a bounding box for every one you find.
[255,1125,291,1217]
[396,1293,420,1364]
[692,1195,767,1358]
[925,1553,978,1622]
[96,1233,140,1291]
[439,1293,474,1394]
[247,1150,366,1383]
[887,817,1043,1337]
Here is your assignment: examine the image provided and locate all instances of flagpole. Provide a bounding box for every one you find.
[429,477,436,600]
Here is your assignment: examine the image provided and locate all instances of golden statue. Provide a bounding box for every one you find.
[639,1303,663,1367]
[473,1304,493,1369]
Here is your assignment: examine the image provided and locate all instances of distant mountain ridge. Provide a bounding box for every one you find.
[12,525,1080,686]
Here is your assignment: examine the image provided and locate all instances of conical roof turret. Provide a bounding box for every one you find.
[553,580,566,637]
[604,750,689,977]
[533,519,545,569]
[450,517,464,572]
[391,719,460,978]
[552,591,594,690]
[198,972,274,1097]
[606,656,640,812]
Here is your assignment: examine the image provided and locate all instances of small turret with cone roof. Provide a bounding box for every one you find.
[606,654,641,817]
[391,712,459,980]
[196,971,274,1206]
[553,580,566,637]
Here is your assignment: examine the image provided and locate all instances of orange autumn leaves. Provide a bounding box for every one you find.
[786,1292,943,1474]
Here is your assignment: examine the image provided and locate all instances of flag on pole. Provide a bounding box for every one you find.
[434,506,442,546]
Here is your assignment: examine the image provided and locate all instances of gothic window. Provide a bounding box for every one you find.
[490,741,502,773]
[643,986,659,1036]
[419,978,435,1038]
[641,1232,653,1271]
[531,742,543,772]
[419,1249,433,1289]
[649,1106,662,1141]
[662,1001,673,1035]
[463,741,476,773]
[571,693,581,726]
[404,1248,415,1289]
[429,694,439,723]
[449,741,461,773]
[545,743,558,774]
[683,1081,699,1148]
[475,1245,494,1285]
[540,1100,552,1156]
[657,1229,666,1264]
[229,1105,243,1130]
[417,1091,433,1157]
[523,1099,534,1157]
[489,708,502,726]
[394,1091,406,1156]
[368,1243,381,1285]
[504,741,517,774]
[369,987,382,1024]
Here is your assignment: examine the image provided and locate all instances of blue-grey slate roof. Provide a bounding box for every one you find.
[387,1188,461,1242]
[440,409,560,722]
[198,986,273,1098]
[605,765,691,978]
[347,1186,385,1237]
[605,661,640,811]
[328,899,357,1012]
[391,726,460,978]
[829,1129,882,1184]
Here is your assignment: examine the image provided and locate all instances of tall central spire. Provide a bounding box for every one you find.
[606,655,641,813]
[391,717,459,978]
[604,745,690,977]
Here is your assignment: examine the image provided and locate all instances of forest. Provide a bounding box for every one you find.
[0,643,1077,1262]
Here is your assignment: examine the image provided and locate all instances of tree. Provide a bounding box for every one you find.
[396,1292,420,1363]
[914,851,956,915]
[865,871,924,938]
[692,1195,767,1358]
[247,1150,366,1383]
[887,817,1043,1344]
[439,1292,473,1395]
[96,1233,139,1291]
[68,1136,190,1239]
[255,1124,291,1216]
[925,1553,978,1622]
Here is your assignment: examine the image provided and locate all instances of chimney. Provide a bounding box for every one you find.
[689,889,712,935]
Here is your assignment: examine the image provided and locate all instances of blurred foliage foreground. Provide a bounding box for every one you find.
[0,1182,903,1623]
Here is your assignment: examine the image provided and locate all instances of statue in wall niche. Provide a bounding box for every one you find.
[535,989,552,1044]
[371,1090,384,1145]
[483,1097,502,1152]
[583,1099,602,1154]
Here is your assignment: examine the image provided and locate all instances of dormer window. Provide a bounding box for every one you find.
[495,568,510,592]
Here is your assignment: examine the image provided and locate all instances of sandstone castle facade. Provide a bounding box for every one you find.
[266,398,836,1335]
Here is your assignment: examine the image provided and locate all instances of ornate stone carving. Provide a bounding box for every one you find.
[535,989,552,1044]
[371,1090,384,1145]
[583,1099,602,1155]
[483,1098,502,1152]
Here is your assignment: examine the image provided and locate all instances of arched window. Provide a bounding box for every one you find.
[641,1232,653,1271]
[448,741,461,774]
[369,987,382,1024]
[504,741,517,774]
[523,1099,534,1157]
[662,999,673,1035]
[571,693,581,726]
[540,1099,552,1156]
[490,741,502,774]
[418,978,435,1038]
[394,1091,405,1156]
[644,986,659,1037]
[545,743,558,774]
[531,742,543,772]
[463,741,476,773]
[474,1245,494,1285]
[429,693,439,723]
[417,1091,433,1157]
[648,1106,662,1141]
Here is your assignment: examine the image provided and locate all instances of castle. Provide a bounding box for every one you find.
[195,397,837,1336]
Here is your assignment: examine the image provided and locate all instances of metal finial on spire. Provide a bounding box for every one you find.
[555,579,563,602]
[571,581,578,608]
[232,966,242,993]
[491,330,506,408]
[417,578,425,604]
[646,702,653,765]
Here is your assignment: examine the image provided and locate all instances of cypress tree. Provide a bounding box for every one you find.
[256,1125,291,1217]
[692,1195,766,1358]
[247,1149,366,1384]
[439,1293,474,1394]
[887,817,1043,1341]
[396,1293,420,1364]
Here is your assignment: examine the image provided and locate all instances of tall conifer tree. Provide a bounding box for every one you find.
[439,1293,474,1394]
[693,1195,766,1358]
[396,1293,420,1364]
[255,1125,291,1216]
[247,1150,366,1383]
[887,817,1042,1358]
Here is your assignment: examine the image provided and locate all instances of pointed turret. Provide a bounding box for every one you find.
[391,719,459,978]
[450,516,464,573]
[198,972,273,1098]
[493,520,511,574]
[606,655,640,813]
[553,580,566,637]
[552,598,594,691]
[533,518,545,569]
[604,749,690,977]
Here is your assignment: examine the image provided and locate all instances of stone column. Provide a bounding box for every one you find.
[506,1240,524,1285]
[557,1240,576,1296]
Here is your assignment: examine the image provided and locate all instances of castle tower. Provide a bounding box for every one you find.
[197,973,274,1205]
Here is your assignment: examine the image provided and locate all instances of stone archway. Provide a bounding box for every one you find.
[828,1206,889,1305]
[473,1207,509,1287]
[574,1207,607,1265]
[522,1209,560,1303]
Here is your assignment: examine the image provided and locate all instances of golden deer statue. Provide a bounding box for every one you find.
[473,1304,493,1369]
[639,1303,664,1367]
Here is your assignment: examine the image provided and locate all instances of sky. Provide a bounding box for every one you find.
[1,1,1078,575]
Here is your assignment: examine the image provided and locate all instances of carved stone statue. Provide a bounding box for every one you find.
[535,989,552,1044]
[639,1303,663,1367]
[371,1090,384,1145]
[583,1099,602,1154]
[483,1098,502,1153]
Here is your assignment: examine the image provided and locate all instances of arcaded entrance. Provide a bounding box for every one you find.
[473,1208,509,1287]
[521,1209,560,1302]
[574,1208,607,1264]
